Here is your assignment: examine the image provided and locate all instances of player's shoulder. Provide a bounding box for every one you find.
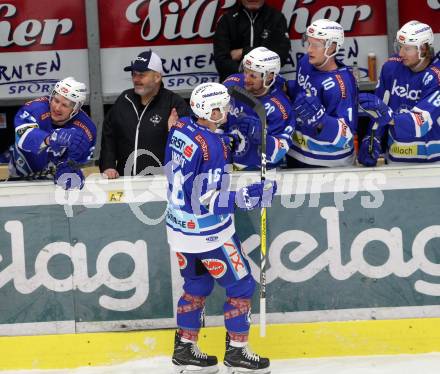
[168,118,215,162]
[22,96,50,114]
[223,73,244,88]
[69,111,97,141]
[169,116,206,144]
[382,54,405,73]
[318,67,355,100]
[425,60,440,87]
[24,96,50,108]
[169,116,193,134]
[266,87,291,120]
[16,96,50,124]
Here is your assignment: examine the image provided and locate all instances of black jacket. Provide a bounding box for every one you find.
[99,86,189,176]
[213,3,291,82]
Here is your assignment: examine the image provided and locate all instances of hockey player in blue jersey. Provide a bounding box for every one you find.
[165,82,276,374]
[9,77,96,189]
[285,19,358,168]
[222,47,294,170]
[358,20,440,166]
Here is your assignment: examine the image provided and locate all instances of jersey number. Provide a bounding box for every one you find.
[171,170,185,206]
[427,91,440,107]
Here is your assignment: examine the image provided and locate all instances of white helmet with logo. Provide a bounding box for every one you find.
[396,20,434,63]
[190,82,230,123]
[51,77,87,119]
[397,20,434,47]
[242,47,281,88]
[306,19,345,54]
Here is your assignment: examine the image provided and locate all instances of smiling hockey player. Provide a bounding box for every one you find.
[165,82,275,374]
[222,46,294,170]
[9,77,96,189]
[358,20,440,165]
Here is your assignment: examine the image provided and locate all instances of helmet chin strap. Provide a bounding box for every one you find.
[316,43,338,70]
[253,72,275,97]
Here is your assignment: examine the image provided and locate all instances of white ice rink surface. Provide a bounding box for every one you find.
[4,353,440,374]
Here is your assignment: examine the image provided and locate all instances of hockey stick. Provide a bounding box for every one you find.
[227,85,268,337]
[359,91,393,156]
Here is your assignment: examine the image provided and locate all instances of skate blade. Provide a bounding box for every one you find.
[173,364,219,374]
[225,367,271,374]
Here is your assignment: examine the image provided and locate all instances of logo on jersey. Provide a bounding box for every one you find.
[149,114,162,126]
[176,252,187,270]
[206,235,219,242]
[170,131,197,161]
[391,79,421,101]
[187,220,196,229]
[270,97,288,120]
[194,134,209,160]
[41,112,51,121]
[173,120,185,129]
[16,124,38,136]
[297,67,318,96]
[223,76,241,84]
[430,66,440,84]
[335,74,346,98]
[202,259,227,278]
[166,209,189,229]
[73,120,93,141]
[413,112,425,126]
[184,144,194,158]
[223,242,248,280]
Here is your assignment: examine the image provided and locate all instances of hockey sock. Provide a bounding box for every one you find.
[177,292,206,339]
[224,297,251,342]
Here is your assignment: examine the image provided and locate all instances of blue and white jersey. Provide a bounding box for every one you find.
[287,55,358,167]
[165,117,235,253]
[10,96,96,177]
[222,73,294,170]
[373,56,440,163]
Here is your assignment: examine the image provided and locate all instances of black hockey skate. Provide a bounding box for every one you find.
[172,331,219,374]
[223,333,271,373]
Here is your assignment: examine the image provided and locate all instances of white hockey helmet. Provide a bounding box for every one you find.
[306,19,344,54]
[51,77,87,118]
[190,82,230,124]
[242,47,281,88]
[396,20,434,48]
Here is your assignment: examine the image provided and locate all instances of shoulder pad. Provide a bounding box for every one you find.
[223,74,243,87]
[72,120,95,141]
[24,96,49,106]
[269,96,289,120]
[428,65,440,86]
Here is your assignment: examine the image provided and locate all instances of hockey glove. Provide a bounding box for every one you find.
[236,116,261,144]
[47,128,75,156]
[68,129,92,163]
[221,132,243,153]
[358,135,381,167]
[359,93,393,129]
[293,93,326,129]
[236,180,277,210]
[54,161,85,190]
[210,180,277,214]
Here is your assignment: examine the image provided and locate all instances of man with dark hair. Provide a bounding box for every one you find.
[213,0,290,82]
